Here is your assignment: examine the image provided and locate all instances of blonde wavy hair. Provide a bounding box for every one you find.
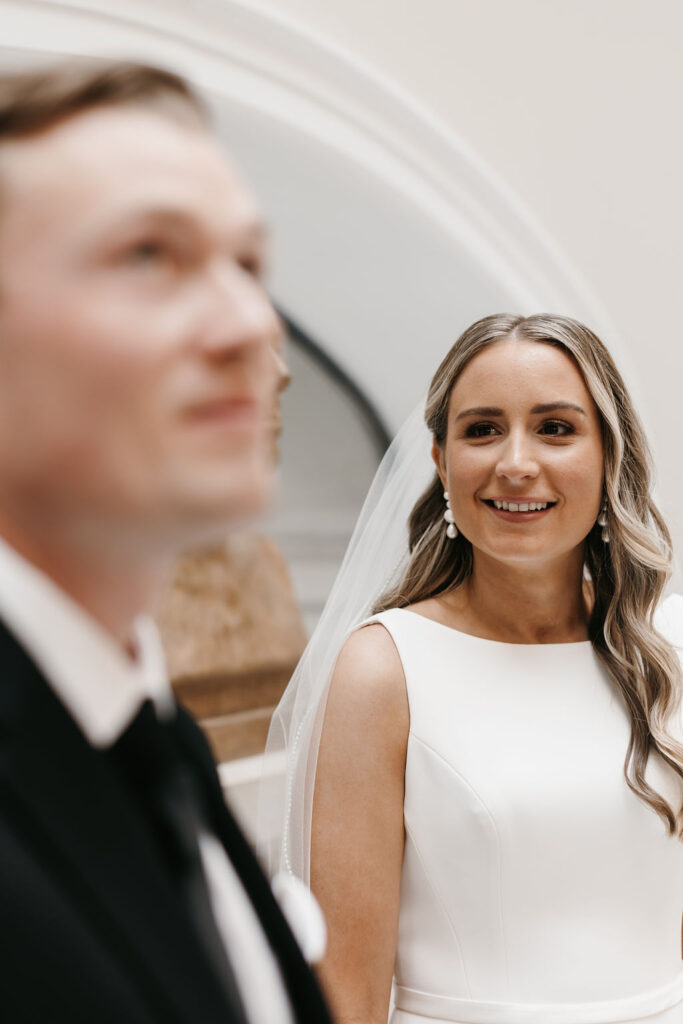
[376,313,683,836]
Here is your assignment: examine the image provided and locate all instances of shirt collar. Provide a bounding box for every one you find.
[0,534,174,747]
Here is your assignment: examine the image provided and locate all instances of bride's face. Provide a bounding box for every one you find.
[433,337,604,569]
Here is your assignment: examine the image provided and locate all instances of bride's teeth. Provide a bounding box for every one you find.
[491,499,554,510]
[491,499,551,512]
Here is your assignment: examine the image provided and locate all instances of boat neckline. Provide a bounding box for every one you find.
[390,606,594,649]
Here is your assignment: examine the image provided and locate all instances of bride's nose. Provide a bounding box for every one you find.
[495,429,539,482]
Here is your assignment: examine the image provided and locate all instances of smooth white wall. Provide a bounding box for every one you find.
[258,0,683,567]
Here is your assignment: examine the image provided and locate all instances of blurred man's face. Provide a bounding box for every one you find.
[0,104,279,551]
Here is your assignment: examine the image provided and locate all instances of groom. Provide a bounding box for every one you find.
[0,61,331,1023]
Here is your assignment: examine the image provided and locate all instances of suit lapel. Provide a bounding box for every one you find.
[0,624,237,1024]
[173,708,333,1024]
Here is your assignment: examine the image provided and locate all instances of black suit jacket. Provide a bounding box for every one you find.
[0,621,332,1024]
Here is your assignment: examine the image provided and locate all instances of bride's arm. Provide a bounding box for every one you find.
[311,623,409,1024]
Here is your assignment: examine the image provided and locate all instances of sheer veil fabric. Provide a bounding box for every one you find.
[260,402,433,884]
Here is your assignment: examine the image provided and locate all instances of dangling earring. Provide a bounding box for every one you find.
[443,491,458,539]
[597,499,609,543]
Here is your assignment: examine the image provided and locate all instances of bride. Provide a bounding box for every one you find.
[265,313,683,1024]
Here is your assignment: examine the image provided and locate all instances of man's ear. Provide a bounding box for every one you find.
[431,438,446,490]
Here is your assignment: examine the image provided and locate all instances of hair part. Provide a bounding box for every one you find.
[375,312,683,836]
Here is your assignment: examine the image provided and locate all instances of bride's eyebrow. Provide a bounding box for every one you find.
[455,401,587,422]
[531,401,586,415]
[455,406,503,421]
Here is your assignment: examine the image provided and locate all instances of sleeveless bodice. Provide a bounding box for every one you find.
[366,600,683,1024]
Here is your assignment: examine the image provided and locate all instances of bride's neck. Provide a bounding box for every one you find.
[451,551,590,644]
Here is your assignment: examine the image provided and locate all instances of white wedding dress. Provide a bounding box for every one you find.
[362,597,683,1024]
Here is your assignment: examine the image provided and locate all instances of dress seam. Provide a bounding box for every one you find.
[409,731,510,988]
[403,817,472,998]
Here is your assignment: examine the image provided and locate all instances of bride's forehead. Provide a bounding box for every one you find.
[450,339,588,403]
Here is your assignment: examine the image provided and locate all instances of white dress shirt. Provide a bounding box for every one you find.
[0,536,294,1024]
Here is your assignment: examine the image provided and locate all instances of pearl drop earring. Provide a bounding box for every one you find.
[597,500,609,543]
[443,491,458,539]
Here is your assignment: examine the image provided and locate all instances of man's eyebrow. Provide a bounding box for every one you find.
[112,206,269,242]
[454,401,586,421]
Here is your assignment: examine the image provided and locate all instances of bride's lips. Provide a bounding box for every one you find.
[481,497,557,524]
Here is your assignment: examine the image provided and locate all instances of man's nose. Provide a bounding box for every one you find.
[198,263,281,363]
[495,430,539,481]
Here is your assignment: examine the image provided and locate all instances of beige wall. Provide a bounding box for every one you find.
[259,0,683,567]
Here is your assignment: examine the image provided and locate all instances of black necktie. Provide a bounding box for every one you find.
[108,700,249,1024]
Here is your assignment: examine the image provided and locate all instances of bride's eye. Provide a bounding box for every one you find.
[539,419,574,436]
[465,422,499,438]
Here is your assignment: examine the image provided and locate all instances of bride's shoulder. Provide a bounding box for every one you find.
[338,618,404,680]
[329,618,408,720]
